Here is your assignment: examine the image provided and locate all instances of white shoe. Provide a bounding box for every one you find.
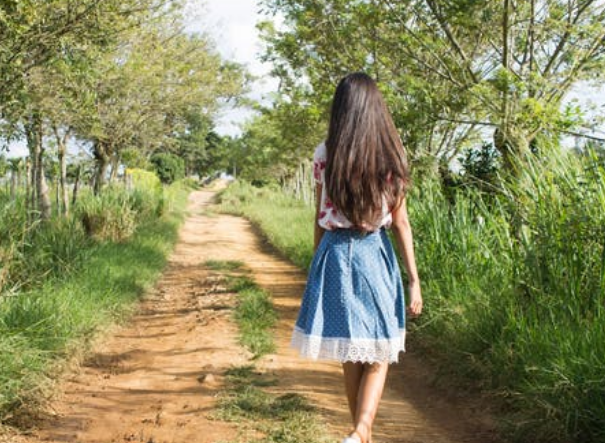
[341,433,362,443]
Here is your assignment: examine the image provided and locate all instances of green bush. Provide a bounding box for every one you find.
[150,153,185,185]
[76,187,137,242]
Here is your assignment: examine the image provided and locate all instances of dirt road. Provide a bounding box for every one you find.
[10,189,501,443]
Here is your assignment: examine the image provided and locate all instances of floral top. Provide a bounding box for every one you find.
[313,142,393,231]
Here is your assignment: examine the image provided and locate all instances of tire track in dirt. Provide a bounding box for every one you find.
[9,188,502,443]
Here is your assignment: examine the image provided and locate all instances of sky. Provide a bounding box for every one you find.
[184,0,279,136]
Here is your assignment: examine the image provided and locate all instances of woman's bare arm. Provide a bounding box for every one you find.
[391,197,422,316]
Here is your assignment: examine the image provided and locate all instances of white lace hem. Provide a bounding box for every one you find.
[290,327,406,363]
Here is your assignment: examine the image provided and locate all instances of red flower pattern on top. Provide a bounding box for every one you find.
[313,159,327,182]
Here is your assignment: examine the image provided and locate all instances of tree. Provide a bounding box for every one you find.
[259,0,605,172]
[78,19,246,193]
[0,0,178,218]
[150,153,185,184]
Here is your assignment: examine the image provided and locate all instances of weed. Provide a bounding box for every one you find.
[0,181,191,422]
[214,365,330,443]
[205,260,246,272]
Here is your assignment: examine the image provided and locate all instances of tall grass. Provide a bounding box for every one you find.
[217,150,605,443]
[0,179,193,422]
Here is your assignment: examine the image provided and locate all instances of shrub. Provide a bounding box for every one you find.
[76,188,137,242]
[150,153,185,185]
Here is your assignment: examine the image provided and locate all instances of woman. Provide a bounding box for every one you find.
[290,72,423,443]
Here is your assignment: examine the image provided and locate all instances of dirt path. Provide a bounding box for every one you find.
[11,189,501,443]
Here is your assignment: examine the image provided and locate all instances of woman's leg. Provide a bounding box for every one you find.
[343,362,364,421]
[342,361,389,443]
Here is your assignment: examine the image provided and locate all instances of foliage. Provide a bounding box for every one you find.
[175,113,236,177]
[0,155,8,178]
[0,181,190,421]
[127,168,161,191]
[0,0,248,215]
[218,154,605,443]
[79,19,246,190]
[448,142,503,195]
[76,188,138,242]
[0,0,167,109]
[459,143,501,183]
[232,101,326,182]
[0,193,88,294]
[150,153,185,185]
[121,148,151,170]
[257,0,605,170]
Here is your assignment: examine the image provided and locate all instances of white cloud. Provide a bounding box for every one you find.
[185,0,279,136]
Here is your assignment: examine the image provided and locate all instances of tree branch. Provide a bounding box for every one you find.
[424,0,480,84]
[542,0,597,78]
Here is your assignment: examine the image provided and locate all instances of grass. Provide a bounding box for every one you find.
[206,262,329,443]
[216,150,605,443]
[233,279,277,359]
[213,365,330,443]
[0,180,193,423]
[206,260,246,272]
[217,182,315,270]
[204,260,277,359]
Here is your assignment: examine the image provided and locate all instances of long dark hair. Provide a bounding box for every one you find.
[325,72,410,229]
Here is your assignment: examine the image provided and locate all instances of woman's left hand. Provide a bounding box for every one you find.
[407,280,423,317]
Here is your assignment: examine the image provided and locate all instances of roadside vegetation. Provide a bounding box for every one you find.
[0,178,194,422]
[3,1,605,442]
[217,146,605,443]
[212,2,605,442]
[0,0,246,426]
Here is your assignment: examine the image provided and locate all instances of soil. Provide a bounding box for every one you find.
[6,187,503,443]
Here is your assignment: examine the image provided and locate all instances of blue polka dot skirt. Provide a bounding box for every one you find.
[291,228,406,363]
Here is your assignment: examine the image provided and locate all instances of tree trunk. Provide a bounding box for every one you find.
[94,141,111,195]
[35,122,52,221]
[54,127,70,216]
[72,164,81,207]
[109,152,120,183]
[55,175,60,214]
[25,157,32,221]
[95,159,110,195]
[25,118,39,217]
[494,126,531,174]
[60,149,69,216]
